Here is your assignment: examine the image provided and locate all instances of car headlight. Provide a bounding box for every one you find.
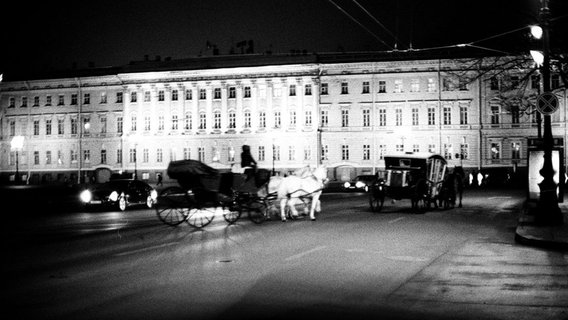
[109,191,119,202]
[80,190,92,203]
[343,182,351,188]
[150,189,158,201]
[355,181,365,189]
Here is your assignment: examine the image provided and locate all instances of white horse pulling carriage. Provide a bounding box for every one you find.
[259,165,328,221]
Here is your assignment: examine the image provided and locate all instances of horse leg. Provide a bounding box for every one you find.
[309,195,319,221]
[288,197,299,218]
[280,198,288,222]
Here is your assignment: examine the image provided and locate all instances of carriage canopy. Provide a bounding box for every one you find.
[383,152,447,196]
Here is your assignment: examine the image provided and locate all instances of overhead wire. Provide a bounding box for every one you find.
[327,0,394,50]
[351,0,398,43]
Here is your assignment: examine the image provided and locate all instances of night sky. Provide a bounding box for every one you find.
[1,0,567,79]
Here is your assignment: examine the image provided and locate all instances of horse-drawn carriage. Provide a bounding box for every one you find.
[369,152,448,213]
[154,159,328,228]
[154,159,272,228]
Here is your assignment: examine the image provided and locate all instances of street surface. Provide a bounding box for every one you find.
[2,187,568,320]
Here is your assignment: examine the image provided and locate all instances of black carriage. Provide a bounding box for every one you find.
[155,159,270,228]
[369,152,447,213]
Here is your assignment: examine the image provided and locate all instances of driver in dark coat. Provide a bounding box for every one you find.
[241,145,257,182]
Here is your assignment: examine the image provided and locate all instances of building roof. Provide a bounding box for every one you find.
[2,47,505,82]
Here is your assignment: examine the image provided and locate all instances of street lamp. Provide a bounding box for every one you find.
[530,0,563,225]
[11,136,24,184]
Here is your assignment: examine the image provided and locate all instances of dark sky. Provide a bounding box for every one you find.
[1,0,567,79]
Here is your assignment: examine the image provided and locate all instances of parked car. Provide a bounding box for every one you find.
[343,175,377,192]
[80,179,158,211]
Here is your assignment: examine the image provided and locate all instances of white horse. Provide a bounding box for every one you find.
[276,165,328,221]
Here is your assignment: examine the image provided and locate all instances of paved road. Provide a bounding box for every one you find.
[3,187,568,320]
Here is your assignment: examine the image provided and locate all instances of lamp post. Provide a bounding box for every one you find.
[11,136,24,184]
[532,0,563,225]
[133,141,138,180]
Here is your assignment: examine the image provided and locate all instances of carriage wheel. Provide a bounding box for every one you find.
[155,187,190,226]
[246,199,268,224]
[221,194,241,224]
[185,207,216,228]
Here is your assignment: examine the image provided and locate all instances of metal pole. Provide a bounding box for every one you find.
[15,150,19,184]
[535,0,563,225]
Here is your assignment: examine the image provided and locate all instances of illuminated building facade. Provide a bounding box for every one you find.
[0,53,566,185]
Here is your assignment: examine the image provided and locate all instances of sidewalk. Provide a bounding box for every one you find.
[515,200,568,250]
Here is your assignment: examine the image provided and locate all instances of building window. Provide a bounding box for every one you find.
[395,109,402,126]
[304,146,312,161]
[244,86,251,98]
[289,84,296,96]
[228,111,236,129]
[33,120,40,136]
[511,105,520,124]
[9,97,16,108]
[158,90,165,101]
[184,113,192,130]
[274,111,281,128]
[199,113,207,130]
[71,118,78,135]
[289,110,297,127]
[379,109,386,126]
[341,110,349,127]
[341,82,349,94]
[321,83,328,95]
[273,145,280,161]
[34,151,40,165]
[396,144,404,152]
[444,144,453,159]
[58,119,64,135]
[259,111,266,128]
[491,105,500,124]
[45,151,52,165]
[58,95,65,106]
[172,89,178,101]
[83,149,90,163]
[321,145,328,161]
[458,78,468,90]
[185,89,192,100]
[362,81,370,94]
[130,91,137,103]
[363,144,370,160]
[490,77,499,90]
[427,78,436,92]
[144,91,151,102]
[144,116,151,132]
[229,87,236,98]
[412,108,419,126]
[199,89,206,100]
[158,116,164,131]
[143,149,149,163]
[83,93,90,104]
[20,97,27,108]
[460,105,468,125]
[46,119,52,135]
[100,116,107,134]
[101,149,107,164]
[288,146,296,161]
[46,95,52,106]
[117,117,123,134]
[100,92,107,104]
[491,143,500,159]
[71,150,78,163]
[443,107,451,125]
[157,148,164,163]
[183,147,191,160]
[129,148,136,163]
[116,92,123,103]
[258,146,265,162]
[428,107,436,125]
[130,114,137,132]
[443,77,454,91]
[116,149,122,164]
[320,110,328,127]
[363,109,370,127]
[214,88,221,99]
[378,144,386,160]
[460,143,469,160]
[413,144,420,153]
[305,84,312,95]
[394,79,403,93]
[305,110,312,126]
[214,111,222,129]
[428,144,436,153]
[378,81,386,93]
[171,115,179,130]
[410,79,420,92]
[342,145,349,160]
[511,142,521,160]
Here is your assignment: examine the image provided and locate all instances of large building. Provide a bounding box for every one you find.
[1,52,566,186]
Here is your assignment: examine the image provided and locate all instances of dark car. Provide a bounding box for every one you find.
[80,179,158,211]
[343,175,377,192]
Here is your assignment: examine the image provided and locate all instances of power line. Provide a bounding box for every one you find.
[351,0,398,43]
[327,0,394,50]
